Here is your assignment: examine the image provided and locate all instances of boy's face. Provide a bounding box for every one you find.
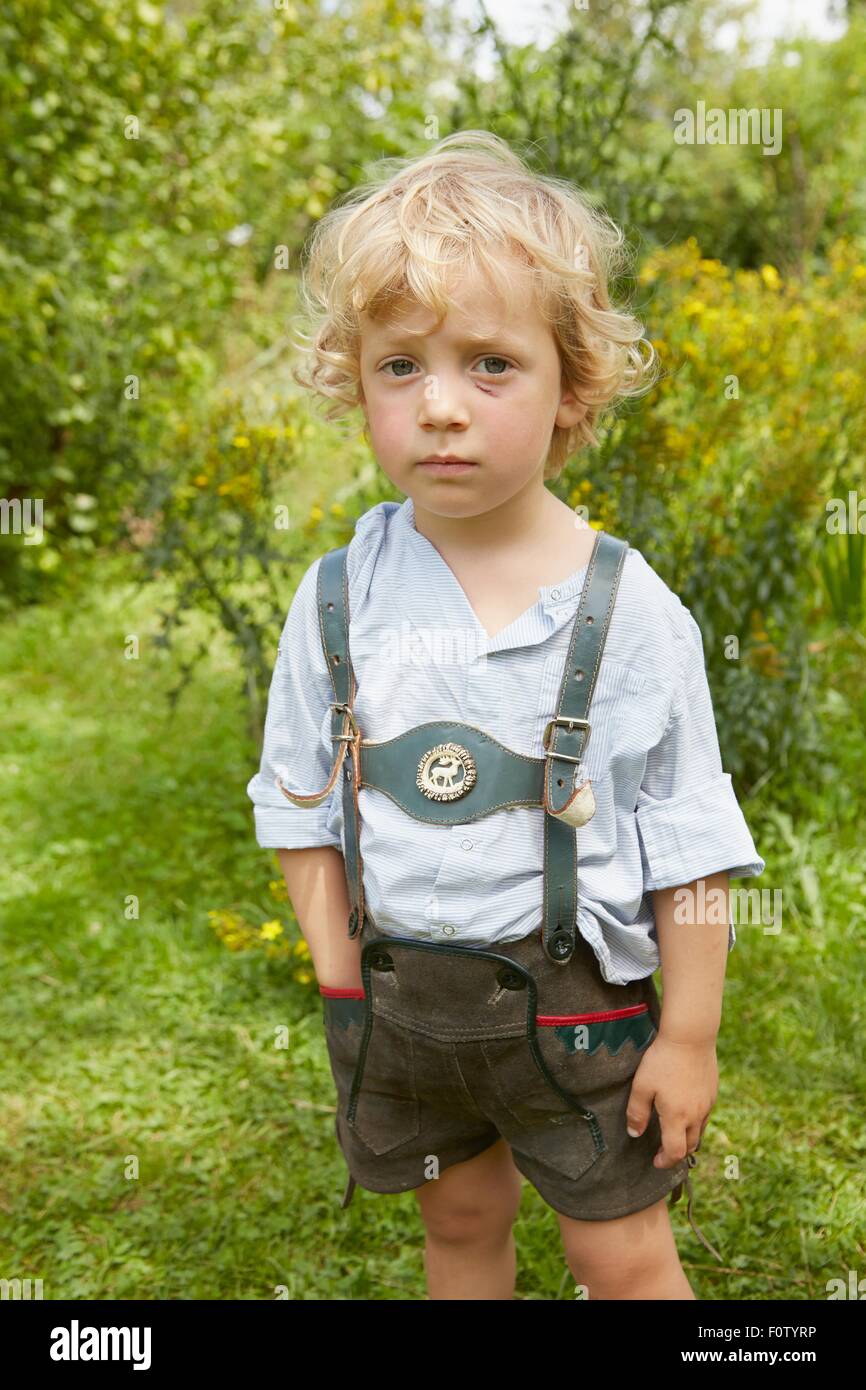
[357,259,586,520]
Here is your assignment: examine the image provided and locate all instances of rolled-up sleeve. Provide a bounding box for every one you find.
[246,557,343,850]
[635,596,765,945]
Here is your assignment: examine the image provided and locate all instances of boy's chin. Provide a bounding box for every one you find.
[410,491,529,524]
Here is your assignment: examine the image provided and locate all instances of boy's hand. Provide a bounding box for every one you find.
[624,1035,718,1168]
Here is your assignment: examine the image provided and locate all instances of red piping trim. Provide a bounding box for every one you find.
[319,985,365,999]
[536,1003,649,1026]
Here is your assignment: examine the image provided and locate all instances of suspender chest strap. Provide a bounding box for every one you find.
[275,528,629,965]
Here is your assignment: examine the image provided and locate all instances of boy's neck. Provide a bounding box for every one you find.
[410,478,563,561]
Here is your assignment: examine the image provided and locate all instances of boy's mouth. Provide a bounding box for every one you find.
[417,456,478,474]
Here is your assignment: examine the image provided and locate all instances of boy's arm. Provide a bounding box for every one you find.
[625,871,729,1166]
[276,846,363,991]
[653,870,731,1042]
[247,555,360,988]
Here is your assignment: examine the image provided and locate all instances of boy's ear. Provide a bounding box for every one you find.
[358,390,371,444]
[556,386,589,430]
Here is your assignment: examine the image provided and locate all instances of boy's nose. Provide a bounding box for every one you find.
[417,382,471,428]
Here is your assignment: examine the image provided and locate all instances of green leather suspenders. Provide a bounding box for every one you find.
[275,528,630,965]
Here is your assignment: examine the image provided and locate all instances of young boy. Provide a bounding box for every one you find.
[246,131,765,1300]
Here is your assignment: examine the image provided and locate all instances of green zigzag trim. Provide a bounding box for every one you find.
[548,1013,657,1056]
[323,996,365,1030]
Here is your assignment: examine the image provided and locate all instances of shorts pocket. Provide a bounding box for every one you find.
[482,991,657,1138]
[538,1002,657,1057]
[322,991,421,1156]
[533,1000,658,1102]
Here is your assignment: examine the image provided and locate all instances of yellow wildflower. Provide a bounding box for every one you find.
[259,920,284,941]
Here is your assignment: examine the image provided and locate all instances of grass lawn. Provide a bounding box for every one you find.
[1,548,863,1300]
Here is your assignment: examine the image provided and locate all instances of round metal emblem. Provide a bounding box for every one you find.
[416,742,477,802]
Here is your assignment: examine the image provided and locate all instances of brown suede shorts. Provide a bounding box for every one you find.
[319,915,694,1225]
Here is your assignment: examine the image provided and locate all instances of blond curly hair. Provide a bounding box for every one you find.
[291,130,659,480]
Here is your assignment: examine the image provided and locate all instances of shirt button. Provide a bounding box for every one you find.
[461,838,473,851]
[442,924,456,936]
[551,587,561,600]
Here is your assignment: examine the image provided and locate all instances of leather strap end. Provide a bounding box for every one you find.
[545,774,596,828]
[339,1171,357,1209]
[274,741,348,808]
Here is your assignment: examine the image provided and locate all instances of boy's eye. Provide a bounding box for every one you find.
[381,356,512,377]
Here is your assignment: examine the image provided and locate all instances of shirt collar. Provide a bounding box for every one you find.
[383,494,592,655]
[396,494,589,605]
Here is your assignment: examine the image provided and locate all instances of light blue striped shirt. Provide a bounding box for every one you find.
[247,496,765,984]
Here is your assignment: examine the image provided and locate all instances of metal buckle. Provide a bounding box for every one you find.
[543,716,590,762]
[329,702,359,741]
